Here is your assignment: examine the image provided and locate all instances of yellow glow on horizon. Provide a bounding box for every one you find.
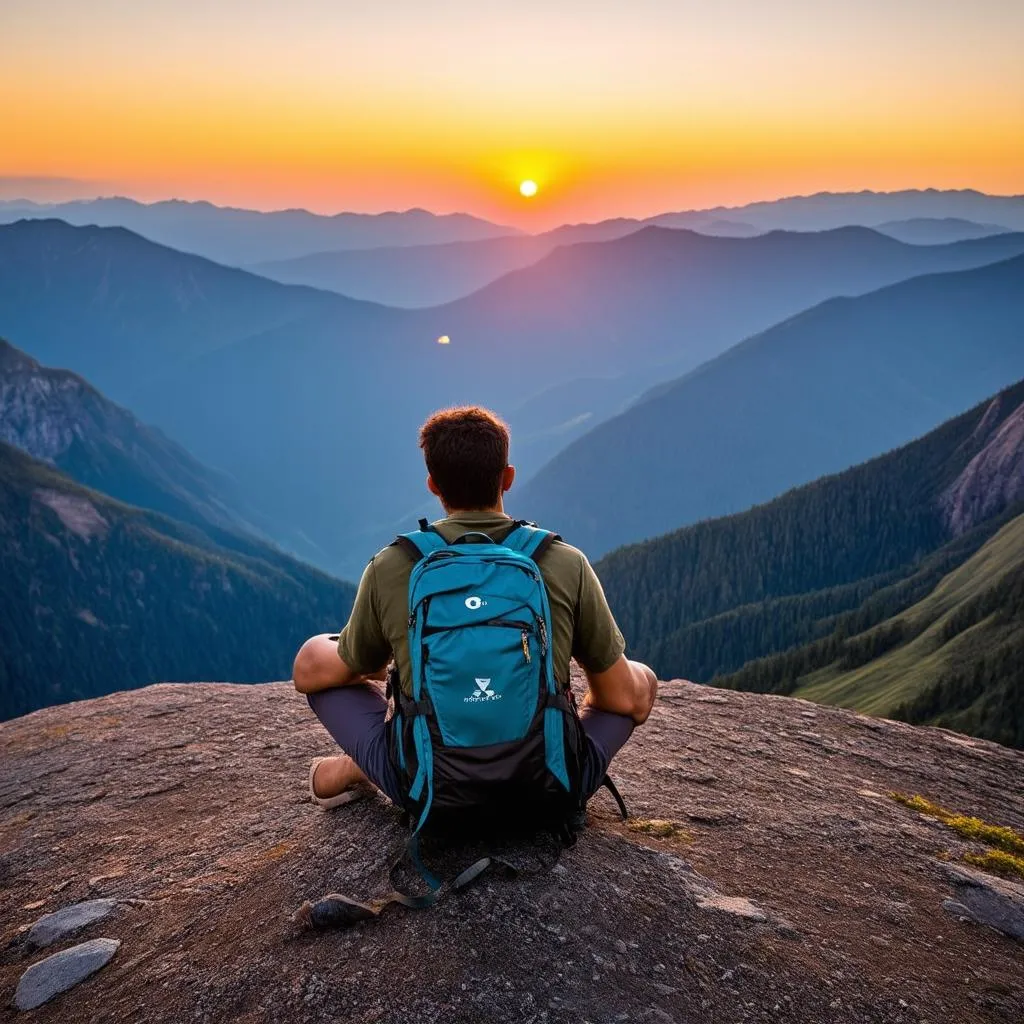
[1,1,1022,226]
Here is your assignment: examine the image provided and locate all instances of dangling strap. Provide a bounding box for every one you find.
[602,776,629,820]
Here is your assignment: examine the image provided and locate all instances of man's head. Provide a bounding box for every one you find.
[419,406,515,512]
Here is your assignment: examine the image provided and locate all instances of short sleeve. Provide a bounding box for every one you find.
[571,556,626,674]
[337,559,391,674]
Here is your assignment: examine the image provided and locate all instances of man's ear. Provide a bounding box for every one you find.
[501,465,516,493]
[427,474,441,498]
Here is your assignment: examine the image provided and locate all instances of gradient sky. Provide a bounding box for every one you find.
[3,0,1022,227]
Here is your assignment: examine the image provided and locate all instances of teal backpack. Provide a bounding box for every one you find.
[387,518,588,895]
[297,519,631,928]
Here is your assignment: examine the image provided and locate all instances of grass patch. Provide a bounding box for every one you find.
[627,818,692,841]
[891,793,1024,856]
[963,849,1024,883]
[891,792,1024,882]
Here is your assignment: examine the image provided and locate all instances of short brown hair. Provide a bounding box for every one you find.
[419,406,510,510]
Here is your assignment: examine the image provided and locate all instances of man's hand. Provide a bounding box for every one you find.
[292,633,386,695]
[583,656,658,725]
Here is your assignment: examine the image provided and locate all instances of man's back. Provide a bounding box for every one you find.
[338,510,625,695]
[294,404,655,834]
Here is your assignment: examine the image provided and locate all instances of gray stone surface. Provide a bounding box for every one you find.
[14,938,121,1011]
[941,863,1024,941]
[27,899,118,948]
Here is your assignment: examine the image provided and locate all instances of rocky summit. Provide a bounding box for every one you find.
[1,675,1022,1023]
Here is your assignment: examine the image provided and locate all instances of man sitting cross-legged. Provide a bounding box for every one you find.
[293,405,657,821]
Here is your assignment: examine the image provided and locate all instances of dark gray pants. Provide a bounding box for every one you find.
[307,684,634,806]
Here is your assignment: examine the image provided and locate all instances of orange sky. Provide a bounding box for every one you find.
[3,0,1022,227]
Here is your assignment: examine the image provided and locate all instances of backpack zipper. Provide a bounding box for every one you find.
[421,617,534,637]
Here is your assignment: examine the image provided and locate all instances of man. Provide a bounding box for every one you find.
[293,405,657,815]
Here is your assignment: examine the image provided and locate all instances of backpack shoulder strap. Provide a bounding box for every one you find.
[502,520,561,561]
[392,522,448,563]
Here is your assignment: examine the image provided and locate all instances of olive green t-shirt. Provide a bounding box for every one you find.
[337,511,625,695]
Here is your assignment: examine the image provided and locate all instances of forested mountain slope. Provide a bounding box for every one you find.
[526,252,1024,557]
[0,442,354,720]
[595,379,1024,715]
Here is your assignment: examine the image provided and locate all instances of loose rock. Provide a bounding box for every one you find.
[27,899,119,948]
[695,894,768,923]
[14,938,121,1011]
[940,863,1024,940]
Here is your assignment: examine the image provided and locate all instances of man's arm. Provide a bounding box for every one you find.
[583,656,658,725]
[571,552,658,725]
[292,633,388,695]
[293,557,391,695]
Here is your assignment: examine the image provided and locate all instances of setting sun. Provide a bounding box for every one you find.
[519,179,539,198]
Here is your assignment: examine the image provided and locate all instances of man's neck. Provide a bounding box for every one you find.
[444,504,507,518]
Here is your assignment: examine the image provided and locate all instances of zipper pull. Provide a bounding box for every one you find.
[521,630,532,664]
[537,617,548,654]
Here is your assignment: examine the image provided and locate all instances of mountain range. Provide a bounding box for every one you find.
[522,251,1024,557]
[4,188,1024,748]
[873,217,1012,245]
[253,215,1016,308]
[4,189,1022,272]
[249,219,648,307]
[654,188,1024,233]
[0,197,519,265]
[6,218,1024,574]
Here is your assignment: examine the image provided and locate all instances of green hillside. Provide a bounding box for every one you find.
[728,513,1024,748]
[0,441,354,720]
[597,378,1024,680]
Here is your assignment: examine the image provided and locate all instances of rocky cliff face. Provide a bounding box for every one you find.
[1,676,1022,1023]
[0,338,255,537]
[942,397,1024,536]
[0,339,92,463]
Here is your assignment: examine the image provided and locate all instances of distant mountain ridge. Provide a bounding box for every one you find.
[874,217,1011,245]
[249,219,651,307]
[650,188,1024,233]
[522,251,1024,557]
[4,189,1022,299]
[0,197,520,265]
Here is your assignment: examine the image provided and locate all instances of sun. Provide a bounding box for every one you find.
[519,179,538,198]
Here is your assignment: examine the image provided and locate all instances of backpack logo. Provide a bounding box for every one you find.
[464,596,486,610]
[465,677,502,703]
